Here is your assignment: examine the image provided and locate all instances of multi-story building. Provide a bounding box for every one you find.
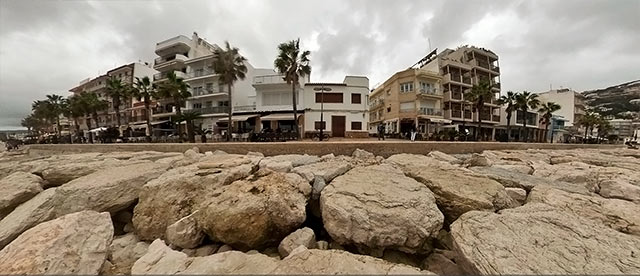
[69,62,156,133]
[496,107,542,142]
[369,68,447,137]
[419,46,502,140]
[303,76,370,138]
[609,119,634,139]
[537,88,586,127]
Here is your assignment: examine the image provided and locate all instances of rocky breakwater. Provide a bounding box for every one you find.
[0,146,639,274]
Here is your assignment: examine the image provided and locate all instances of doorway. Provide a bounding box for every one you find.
[331,116,345,137]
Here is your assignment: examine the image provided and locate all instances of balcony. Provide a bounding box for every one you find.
[444,73,472,86]
[493,115,500,122]
[188,106,230,115]
[492,82,501,90]
[154,71,187,82]
[253,75,287,85]
[151,107,176,117]
[369,99,384,109]
[417,88,442,97]
[186,68,218,80]
[451,110,462,118]
[154,54,188,69]
[418,108,443,116]
[155,35,191,55]
[234,105,256,112]
[464,111,472,119]
[190,88,228,99]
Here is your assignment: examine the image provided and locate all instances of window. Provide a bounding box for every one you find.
[316,92,343,103]
[193,103,202,109]
[219,101,229,106]
[195,68,204,77]
[204,101,213,108]
[400,82,414,93]
[314,121,326,130]
[400,101,415,112]
[419,82,436,93]
[351,93,361,104]
[351,121,362,130]
[205,83,214,92]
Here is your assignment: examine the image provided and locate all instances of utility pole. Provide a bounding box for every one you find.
[313,85,332,141]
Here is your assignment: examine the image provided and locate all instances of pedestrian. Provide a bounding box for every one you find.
[410,124,417,142]
[377,124,385,140]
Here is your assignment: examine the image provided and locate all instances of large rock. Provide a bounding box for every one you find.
[0,188,58,249]
[197,171,311,249]
[292,160,352,183]
[104,233,149,275]
[505,187,527,205]
[321,164,443,254]
[0,172,43,218]
[0,210,113,274]
[450,204,640,274]
[531,161,600,192]
[131,239,190,274]
[133,155,259,241]
[528,186,640,236]
[470,166,592,195]
[278,227,316,257]
[427,150,461,164]
[259,154,320,172]
[387,154,515,223]
[599,179,640,203]
[166,211,204,249]
[38,158,139,188]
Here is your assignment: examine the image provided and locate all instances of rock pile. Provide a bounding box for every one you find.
[0,147,639,274]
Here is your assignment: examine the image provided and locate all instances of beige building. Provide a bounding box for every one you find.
[537,88,586,127]
[369,68,446,137]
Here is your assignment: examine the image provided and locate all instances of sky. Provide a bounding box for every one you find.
[1,0,639,129]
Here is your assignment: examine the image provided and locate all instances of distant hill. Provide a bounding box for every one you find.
[582,80,640,118]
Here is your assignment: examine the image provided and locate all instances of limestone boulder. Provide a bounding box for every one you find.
[450,203,640,274]
[462,153,492,167]
[352,148,375,160]
[166,211,204,249]
[0,172,43,218]
[505,187,527,205]
[0,210,113,274]
[422,252,463,276]
[133,155,259,241]
[53,162,168,216]
[0,188,58,249]
[599,179,640,203]
[181,250,280,274]
[278,227,316,257]
[321,164,443,254]
[470,166,592,195]
[105,233,150,275]
[197,171,310,249]
[259,154,320,171]
[427,150,461,164]
[531,161,600,191]
[291,160,352,183]
[387,154,516,223]
[38,158,142,188]
[131,239,190,274]
[528,186,640,236]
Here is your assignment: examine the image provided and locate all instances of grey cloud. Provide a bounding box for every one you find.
[1,0,639,128]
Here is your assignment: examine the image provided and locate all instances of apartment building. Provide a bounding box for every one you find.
[369,68,447,137]
[609,119,635,139]
[69,62,156,132]
[537,88,586,127]
[303,76,370,138]
[419,46,502,140]
[496,107,543,142]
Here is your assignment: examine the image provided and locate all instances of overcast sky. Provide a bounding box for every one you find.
[1,0,639,129]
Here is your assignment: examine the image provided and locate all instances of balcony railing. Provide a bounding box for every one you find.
[254,75,286,85]
[417,88,442,96]
[154,71,187,81]
[418,108,442,116]
[493,115,500,122]
[493,82,501,89]
[188,106,230,115]
[451,110,462,118]
[491,65,500,73]
[369,100,384,108]
[186,68,217,79]
[191,88,227,97]
[234,105,256,112]
[154,54,188,67]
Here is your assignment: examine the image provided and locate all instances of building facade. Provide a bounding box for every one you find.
[303,76,370,138]
[609,119,635,139]
[369,68,447,138]
[537,88,586,127]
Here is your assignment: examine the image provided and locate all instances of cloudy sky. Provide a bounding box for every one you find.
[1,0,639,129]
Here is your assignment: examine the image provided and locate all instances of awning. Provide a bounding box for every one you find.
[441,125,458,128]
[232,114,258,122]
[260,113,300,121]
[428,118,452,123]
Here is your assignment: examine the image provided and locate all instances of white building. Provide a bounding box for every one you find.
[303,76,370,138]
[250,71,309,133]
[537,88,586,127]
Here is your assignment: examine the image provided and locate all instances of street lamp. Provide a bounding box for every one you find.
[313,85,332,141]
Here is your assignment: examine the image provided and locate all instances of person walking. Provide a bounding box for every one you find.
[377,124,385,141]
[410,124,417,142]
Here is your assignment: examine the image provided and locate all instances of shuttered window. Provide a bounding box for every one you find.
[351,121,362,130]
[316,93,343,103]
[351,93,361,104]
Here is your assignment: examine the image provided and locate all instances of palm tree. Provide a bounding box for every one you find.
[466,81,493,140]
[105,76,128,129]
[578,112,599,143]
[65,95,86,143]
[157,71,191,132]
[44,94,67,137]
[497,91,517,142]
[175,111,202,143]
[21,114,47,134]
[81,92,108,143]
[212,41,248,142]
[515,91,540,142]
[537,101,562,143]
[31,100,56,132]
[131,76,157,140]
[274,38,311,138]
[595,118,612,143]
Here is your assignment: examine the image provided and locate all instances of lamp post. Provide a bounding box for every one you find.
[313,85,332,141]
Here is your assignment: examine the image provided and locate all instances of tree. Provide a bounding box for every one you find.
[131,76,157,140]
[595,116,611,143]
[21,114,48,134]
[105,76,127,128]
[157,71,191,132]
[578,111,599,143]
[31,100,56,133]
[66,95,86,143]
[466,81,493,140]
[497,91,517,142]
[274,38,311,138]
[537,101,562,143]
[174,111,202,143]
[81,92,109,143]
[44,94,67,137]
[515,91,540,142]
[212,41,248,142]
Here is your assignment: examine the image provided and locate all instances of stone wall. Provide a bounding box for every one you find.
[26,142,620,158]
